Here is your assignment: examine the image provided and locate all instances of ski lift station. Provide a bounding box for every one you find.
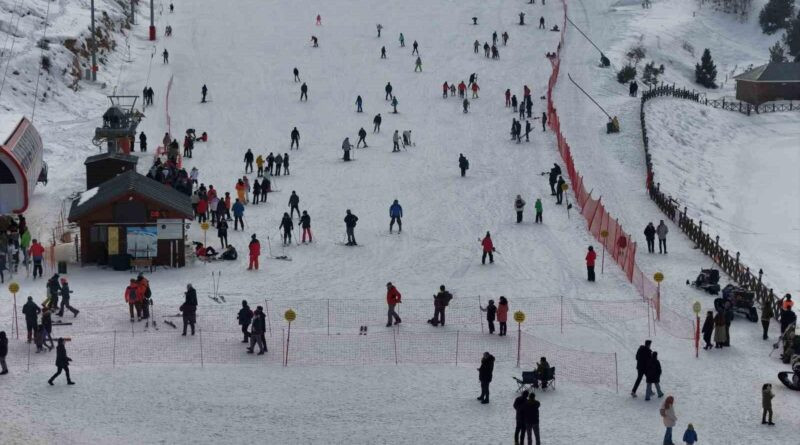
[0,115,46,214]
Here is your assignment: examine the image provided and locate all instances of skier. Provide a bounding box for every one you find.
[162,49,169,63]
[463,98,470,113]
[22,296,40,342]
[232,199,245,231]
[492,31,498,45]
[539,16,545,29]
[283,153,290,175]
[656,220,668,254]
[311,36,318,47]
[631,340,652,397]
[279,213,294,245]
[247,306,267,355]
[356,95,363,112]
[291,127,300,149]
[30,239,45,278]
[401,130,412,147]
[373,114,382,133]
[389,199,403,233]
[526,98,533,118]
[357,127,368,148]
[342,137,354,161]
[411,40,419,55]
[474,40,480,53]
[248,234,261,270]
[548,164,561,195]
[519,12,525,25]
[541,111,547,131]
[480,299,497,334]
[586,246,597,282]
[344,210,359,246]
[392,130,401,152]
[300,211,313,243]
[555,176,565,204]
[386,282,402,326]
[244,149,254,173]
[293,67,300,82]
[450,83,456,96]
[471,82,480,98]
[502,31,509,45]
[399,33,405,47]
[515,195,526,223]
[181,284,198,336]
[289,191,300,219]
[481,232,495,264]
[376,23,383,37]
[274,153,283,177]
[237,300,253,343]
[414,56,422,72]
[477,351,495,404]
[458,153,469,177]
[505,89,511,107]
[458,81,467,98]
[484,42,490,57]
[534,198,543,223]
[644,222,656,253]
[139,132,147,152]
[443,81,449,98]
[525,120,532,142]
[201,84,208,103]
[124,279,140,322]
[47,338,74,386]
[56,278,79,318]
[256,155,264,177]
[385,82,393,100]
[300,82,308,101]
[391,96,398,113]
[380,46,386,59]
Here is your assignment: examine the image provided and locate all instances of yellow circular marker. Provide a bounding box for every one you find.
[692,301,701,315]
[200,222,210,231]
[653,272,664,283]
[284,309,296,322]
[561,183,569,191]
[8,282,19,293]
[600,230,609,238]
[513,311,526,323]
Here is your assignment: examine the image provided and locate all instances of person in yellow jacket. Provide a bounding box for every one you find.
[255,155,264,177]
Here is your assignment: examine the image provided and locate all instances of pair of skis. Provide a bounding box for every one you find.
[145,299,158,331]
[210,271,226,303]
[267,236,293,261]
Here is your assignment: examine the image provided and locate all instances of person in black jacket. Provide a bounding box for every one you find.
[631,340,652,397]
[244,149,254,173]
[300,211,312,243]
[289,191,300,219]
[300,82,308,101]
[644,351,664,400]
[480,300,497,334]
[56,277,79,318]
[280,213,294,245]
[522,392,541,445]
[458,153,469,177]
[22,296,41,343]
[701,311,714,349]
[46,274,61,309]
[513,390,529,444]
[0,331,8,375]
[139,132,147,152]
[48,338,74,385]
[357,127,368,148]
[290,127,300,149]
[477,351,495,404]
[181,284,198,336]
[237,300,253,343]
[555,176,566,204]
[644,222,656,253]
[548,164,561,195]
[247,306,267,354]
[344,210,359,246]
[373,114,382,133]
[217,217,229,248]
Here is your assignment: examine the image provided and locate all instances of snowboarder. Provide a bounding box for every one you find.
[356,95,363,112]
[300,82,308,101]
[645,351,664,400]
[386,282,402,326]
[515,195,526,223]
[293,67,300,82]
[555,176,565,204]
[414,56,422,72]
[244,149,254,173]
[477,351,495,404]
[411,40,419,55]
[291,127,300,149]
[519,12,526,25]
[391,96,398,113]
[480,299,497,334]
[300,211,312,243]
[762,383,775,425]
[631,340,652,397]
[181,284,197,336]
[47,338,74,386]
[399,33,405,47]
[539,16,545,29]
[389,199,403,233]
[56,278,79,318]
[380,46,386,59]
[248,234,261,270]
[247,306,267,355]
[232,199,245,231]
[344,210,359,245]
[289,191,300,219]
[373,114,382,133]
[392,130,401,152]
[342,137,353,161]
[534,198,543,223]
[481,232,495,264]
[162,49,169,63]
[357,127,368,148]
[385,82,393,100]
[139,132,147,152]
[458,153,469,177]
[376,23,383,37]
[279,213,294,245]
[201,84,208,103]
[586,246,597,281]
[656,220,668,254]
[644,222,656,253]
[237,300,253,343]
[463,98,470,113]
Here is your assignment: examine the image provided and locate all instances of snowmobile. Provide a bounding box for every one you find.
[687,268,720,295]
[714,285,758,322]
[777,354,800,391]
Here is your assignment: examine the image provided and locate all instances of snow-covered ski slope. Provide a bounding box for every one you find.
[2,0,800,443]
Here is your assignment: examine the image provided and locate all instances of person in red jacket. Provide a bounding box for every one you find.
[458,81,467,98]
[386,282,402,327]
[124,279,141,322]
[471,82,480,98]
[248,234,261,270]
[505,89,511,107]
[586,246,597,282]
[442,82,449,99]
[196,196,208,223]
[481,232,495,264]
[29,239,46,279]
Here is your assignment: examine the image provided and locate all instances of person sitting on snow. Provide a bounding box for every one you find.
[220,245,238,261]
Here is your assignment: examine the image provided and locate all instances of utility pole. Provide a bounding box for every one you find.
[90,0,97,81]
[149,0,156,41]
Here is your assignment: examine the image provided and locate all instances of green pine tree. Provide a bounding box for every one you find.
[759,0,795,35]
[695,49,718,88]
[769,41,788,62]
[785,11,800,61]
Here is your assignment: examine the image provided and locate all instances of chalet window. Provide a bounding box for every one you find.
[90,225,108,242]
[112,200,147,223]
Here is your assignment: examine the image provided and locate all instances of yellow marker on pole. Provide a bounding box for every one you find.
[653,272,664,321]
[200,222,210,245]
[514,311,525,367]
[9,282,19,339]
[600,230,609,274]
[284,309,296,366]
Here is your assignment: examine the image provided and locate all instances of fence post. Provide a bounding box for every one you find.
[264,298,272,336]
[393,327,398,365]
[27,339,30,372]
[516,326,522,368]
[113,330,116,368]
[455,331,460,366]
[478,295,484,333]
[560,296,564,334]
[281,328,285,367]
[199,329,204,368]
[327,299,330,336]
[614,352,619,394]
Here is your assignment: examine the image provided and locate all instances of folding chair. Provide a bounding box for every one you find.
[512,371,537,392]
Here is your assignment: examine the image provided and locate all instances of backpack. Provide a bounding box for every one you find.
[442,292,453,306]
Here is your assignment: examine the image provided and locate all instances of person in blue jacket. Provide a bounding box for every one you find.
[232,199,245,231]
[389,199,403,233]
[682,423,697,444]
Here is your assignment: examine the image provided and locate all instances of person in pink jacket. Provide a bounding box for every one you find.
[497,296,509,336]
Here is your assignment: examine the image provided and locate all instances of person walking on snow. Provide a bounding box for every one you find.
[443,82,449,98]
[237,300,253,343]
[535,198,543,223]
[300,211,313,243]
[555,176,565,204]
[244,149,254,173]
[762,383,775,425]
[279,213,294,245]
[344,210,359,246]
[660,396,677,445]
[373,114,382,133]
[514,391,530,444]
[505,89,511,107]
[656,220,668,254]
[248,235,261,270]
[181,284,198,336]
[541,112,548,131]
[463,98,470,113]
[232,199,245,231]
[385,82,393,100]
[477,351,495,404]
[430,285,452,326]
[356,95,363,112]
[291,127,300,149]
[56,278,79,318]
[392,130,401,152]
[645,351,664,400]
[525,120,532,142]
[497,296,509,335]
[761,299,774,340]
[0,331,7,375]
[631,339,652,397]
[47,338,74,385]
[22,297,40,342]
[414,56,422,72]
[289,191,300,219]
[644,222,656,253]
[357,127,368,148]
[399,33,405,47]
[480,299,497,334]
[376,23,383,37]
[274,154,283,177]
[316,14,321,25]
[701,311,714,349]
[682,424,698,445]
[586,246,597,281]
[256,155,264,177]
[539,16,545,29]
[162,49,169,63]
[389,199,402,233]
[548,164,561,195]
[300,82,308,101]
[247,306,267,354]
[459,153,469,177]
[391,96,399,113]
[519,12,526,25]
[522,392,542,445]
[201,84,208,103]
[386,282,402,326]
[474,40,480,53]
[515,195,526,223]
[481,232,495,264]
[217,217,228,248]
[471,82,480,98]
[502,31,509,45]
[139,132,147,152]
[293,67,300,82]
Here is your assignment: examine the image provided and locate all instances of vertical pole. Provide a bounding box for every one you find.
[113,330,117,368]
[281,328,285,366]
[90,0,97,81]
[284,322,291,366]
[327,299,330,336]
[27,340,30,372]
[392,326,398,365]
[199,329,204,368]
[601,244,606,274]
[695,316,700,358]
[478,295,484,333]
[647,302,652,337]
[516,323,521,368]
[265,298,272,336]
[455,331,459,366]
[560,296,564,334]
[656,283,661,321]
[149,0,156,41]
[12,292,18,339]
[614,352,619,393]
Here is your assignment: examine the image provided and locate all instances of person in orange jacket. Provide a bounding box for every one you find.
[586,246,597,282]
[248,234,261,270]
[235,179,247,205]
[29,239,46,279]
[386,282,402,327]
[481,232,494,264]
[497,296,509,336]
[124,279,141,322]
[136,274,151,320]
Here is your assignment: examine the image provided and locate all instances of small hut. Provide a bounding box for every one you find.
[734,63,800,105]
[84,152,138,189]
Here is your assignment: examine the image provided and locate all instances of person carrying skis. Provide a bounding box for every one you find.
[300,82,308,101]
[248,234,261,270]
[586,246,597,282]
[357,127,368,148]
[458,153,469,177]
[373,114,382,133]
[477,351,495,404]
[391,96,398,113]
[481,232,495,264]
[392,130,401,152]
[300,211,313,243]
[515,195,526,223]
[181,284,198,336]
[47,338,74,386]
[389,199,403,233]
[644,222,656,253]
[534,198,543,223]
[385,82,393,100]
[291,127,300,149]
[399,33,405,47]
[356,95,363,112]
[386,282,402,327]
[344,210,359,246]
[244,149,254,173]
[471,82,480,98]
[237,300,253,343]
[555,176,565,204]
[247,306,267,355]
[56,277,79,318]
[232,199,245,231]
[414,56,422,72]
[480,299,497,334]
[201,84,208,103]
[279,213,294,245]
